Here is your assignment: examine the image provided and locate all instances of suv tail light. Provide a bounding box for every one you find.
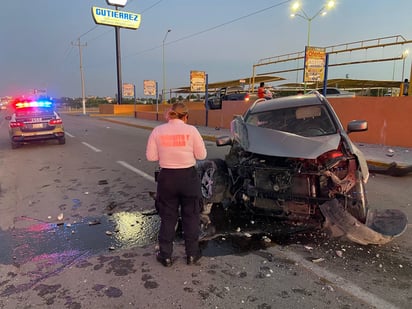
[321,150,344,160]
[49,119,62,125]
[10,121,25,128]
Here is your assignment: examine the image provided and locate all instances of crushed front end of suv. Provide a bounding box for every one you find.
[198,94,407,245]
[5,98,65,149]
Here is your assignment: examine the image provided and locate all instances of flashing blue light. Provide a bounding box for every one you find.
[36,100,53,108]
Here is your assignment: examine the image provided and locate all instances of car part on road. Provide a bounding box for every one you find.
[320,199,407,245]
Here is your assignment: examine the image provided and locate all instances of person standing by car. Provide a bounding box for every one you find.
[258,82,272,99]
[146,102,207,267]
[258,82,266,99]
[403,78,409,96]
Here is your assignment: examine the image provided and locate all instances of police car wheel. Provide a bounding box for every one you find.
[11,141,20,149]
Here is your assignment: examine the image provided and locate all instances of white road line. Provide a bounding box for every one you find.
[81,142,102,152]
[271,247,399,309]
[65,131,74,138]
[117,160,155,183]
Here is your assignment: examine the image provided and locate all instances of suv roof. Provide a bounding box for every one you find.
[246,93,326,114]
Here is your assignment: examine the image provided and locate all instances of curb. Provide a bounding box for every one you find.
[99,117,155,131]
[99,117,218,142]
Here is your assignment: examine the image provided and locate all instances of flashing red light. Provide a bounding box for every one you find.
[244,93,250,102]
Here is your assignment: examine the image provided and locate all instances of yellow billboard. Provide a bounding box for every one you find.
[123,83,135,97]
[304,46,326,83]
[92,7,141,30]
[144,80,157,96]
[190,71,206,92]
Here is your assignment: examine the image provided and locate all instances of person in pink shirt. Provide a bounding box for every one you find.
[146,102,207,267]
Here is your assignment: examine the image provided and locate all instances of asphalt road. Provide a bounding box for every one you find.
[0,113,410,309]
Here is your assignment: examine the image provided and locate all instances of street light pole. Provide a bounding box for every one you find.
[402,50,409,81]
[290,1,335,92]
[291,1,335,47]
[162,29,171,104]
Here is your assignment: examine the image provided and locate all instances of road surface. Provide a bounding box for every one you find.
[0,113,410,308]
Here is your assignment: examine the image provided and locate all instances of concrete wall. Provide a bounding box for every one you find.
[328,97,412,147]
[99,96,412,147]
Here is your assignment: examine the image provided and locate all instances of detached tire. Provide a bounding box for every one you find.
[197,159,229,204]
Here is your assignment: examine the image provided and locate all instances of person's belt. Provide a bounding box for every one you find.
[160,166,195,170]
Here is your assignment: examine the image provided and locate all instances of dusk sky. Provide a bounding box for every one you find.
[1,0,411,99]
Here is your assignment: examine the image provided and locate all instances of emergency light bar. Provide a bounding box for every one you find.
[14,100,53,109]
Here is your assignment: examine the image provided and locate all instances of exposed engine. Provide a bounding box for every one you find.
[211,141,366,223]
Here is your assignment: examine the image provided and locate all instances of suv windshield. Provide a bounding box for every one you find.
[245,105,337,137]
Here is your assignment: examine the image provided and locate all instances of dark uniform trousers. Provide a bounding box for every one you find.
[155,167,202,258]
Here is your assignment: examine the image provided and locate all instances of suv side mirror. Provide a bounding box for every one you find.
[216,136,232,147]
[347,120,368,134]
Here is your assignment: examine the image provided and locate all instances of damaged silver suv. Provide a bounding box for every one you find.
[198,93,407,245]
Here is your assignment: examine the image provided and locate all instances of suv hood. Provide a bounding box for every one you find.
[239,123,341,159]
[231,120,369,182]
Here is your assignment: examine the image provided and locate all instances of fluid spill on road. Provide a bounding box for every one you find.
[0,209,322,266]
[0,212,160,265]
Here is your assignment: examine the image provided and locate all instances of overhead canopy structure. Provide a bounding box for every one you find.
[325,78,402,89]
[173,75,285,93]
[276,78,402,90]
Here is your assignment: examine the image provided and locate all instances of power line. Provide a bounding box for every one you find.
[168,0,291,46]
[78,25,99,40]
[124,0,292,59]
[87,29,113,44]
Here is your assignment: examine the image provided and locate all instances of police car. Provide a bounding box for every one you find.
[5,98,65,149]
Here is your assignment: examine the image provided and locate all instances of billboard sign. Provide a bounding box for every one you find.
[144,80,157,96]
[304,46,326,82]
[92,7,141,30]
[123,83,135,97]
[190,71,206,92]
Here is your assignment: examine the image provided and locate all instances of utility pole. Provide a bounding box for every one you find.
[72,39,87,114]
